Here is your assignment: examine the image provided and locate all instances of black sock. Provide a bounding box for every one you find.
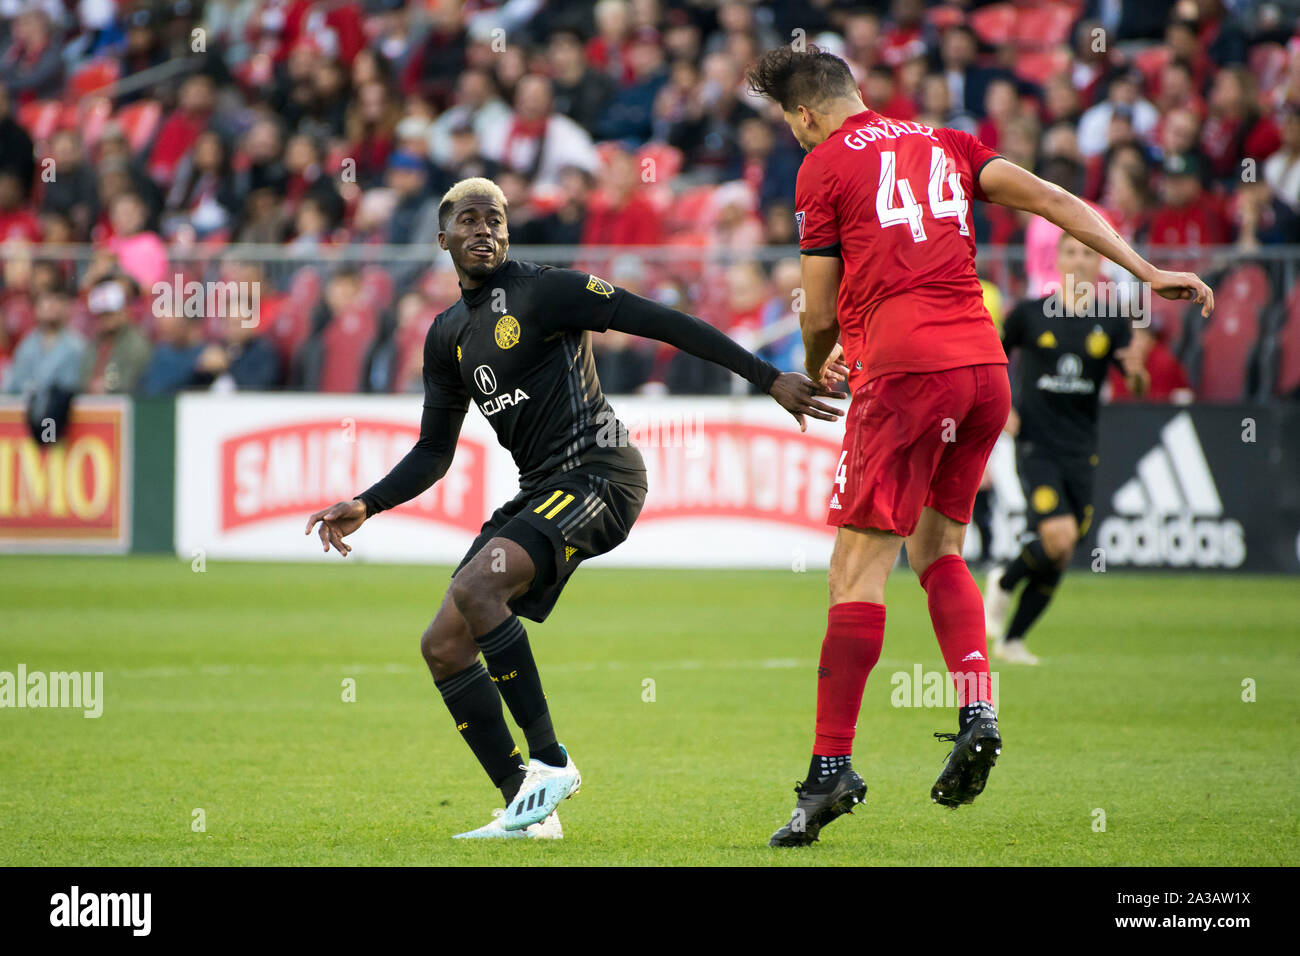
[475,615,566,768]
[959,700,997,730]
[434,662,523,792]
[499,770,526,806]
[1000,538,1051,592]
[807,753,851,786]
[1006,565,1063,641]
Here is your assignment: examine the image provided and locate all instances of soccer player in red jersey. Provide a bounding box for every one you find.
[748,47,1215,846]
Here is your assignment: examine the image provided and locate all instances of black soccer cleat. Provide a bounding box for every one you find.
[769,767,867,847]
[930,713,1002,808]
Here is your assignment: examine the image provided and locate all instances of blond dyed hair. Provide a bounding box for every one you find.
[438,177,508,230]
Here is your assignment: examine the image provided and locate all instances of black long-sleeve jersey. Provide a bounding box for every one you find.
[357,259,781,514]
[1001,294,1133,457]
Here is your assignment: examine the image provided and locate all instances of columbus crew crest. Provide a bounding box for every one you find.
[494,314,520,349]
[586,274,614,298]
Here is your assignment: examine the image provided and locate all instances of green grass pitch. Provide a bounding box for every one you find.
[1,555,1296,866]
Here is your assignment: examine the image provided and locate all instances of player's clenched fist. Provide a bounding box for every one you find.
[305,499,367,557]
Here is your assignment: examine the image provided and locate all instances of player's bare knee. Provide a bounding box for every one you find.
[420,620,475,680]
[449,568,507,626]
[1040,521,1078,565]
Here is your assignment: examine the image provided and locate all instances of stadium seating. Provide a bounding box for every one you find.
[1187,263,1271,401]
[66,59,120,101]
[317,306,379,393]
[1260,283,1300,399]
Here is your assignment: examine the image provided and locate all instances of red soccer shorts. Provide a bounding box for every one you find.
[827,363,1011,536]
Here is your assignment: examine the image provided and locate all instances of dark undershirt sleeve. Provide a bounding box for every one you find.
[605,291,781,392]
[355,405,465,517]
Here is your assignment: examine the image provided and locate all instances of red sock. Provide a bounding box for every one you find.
[813,602,885,756]
[919,554,993,707]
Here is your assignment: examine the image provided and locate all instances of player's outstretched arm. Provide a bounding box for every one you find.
[604,291,845,431]
[303,405,465,557]
[977,158,1215,318]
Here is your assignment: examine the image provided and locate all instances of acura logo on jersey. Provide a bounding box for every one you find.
[473,364,497,394]
[480,389,530,417]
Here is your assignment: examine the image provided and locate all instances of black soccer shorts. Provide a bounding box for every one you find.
[453,469,646,622]
[1016,443,1097,535]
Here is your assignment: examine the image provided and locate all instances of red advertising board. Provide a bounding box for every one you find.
[0,399,130,550]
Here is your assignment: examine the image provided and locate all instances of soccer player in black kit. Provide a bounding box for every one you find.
[984,234,1151,665]
[304,178,844,838]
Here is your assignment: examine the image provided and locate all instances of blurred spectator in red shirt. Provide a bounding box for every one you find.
[880,0,927,70]
[148,74,217,188]
[1200,66,1282,182]
[1148,153,1229,270]
[865,64,916,122]
[1108,329,1193,403]
[587,0,635,85]
[1153,59,1205,118]
[976,77,1023,152]
[581,146,663,246]
[345,81,400,189]
[1103,163,1152,243]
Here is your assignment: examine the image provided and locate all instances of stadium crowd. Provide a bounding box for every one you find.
[2,0,1300,415]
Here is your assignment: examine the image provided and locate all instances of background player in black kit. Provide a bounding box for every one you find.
[984,235,1150,665]
[304,178,844,839]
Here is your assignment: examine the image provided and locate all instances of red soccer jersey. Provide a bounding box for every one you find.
[796,109,1008,391]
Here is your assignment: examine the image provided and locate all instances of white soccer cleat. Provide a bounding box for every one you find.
[994,638,1040,666]
[984,565,1012,641]
[452,808,563,840]
[501,744,582,830]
